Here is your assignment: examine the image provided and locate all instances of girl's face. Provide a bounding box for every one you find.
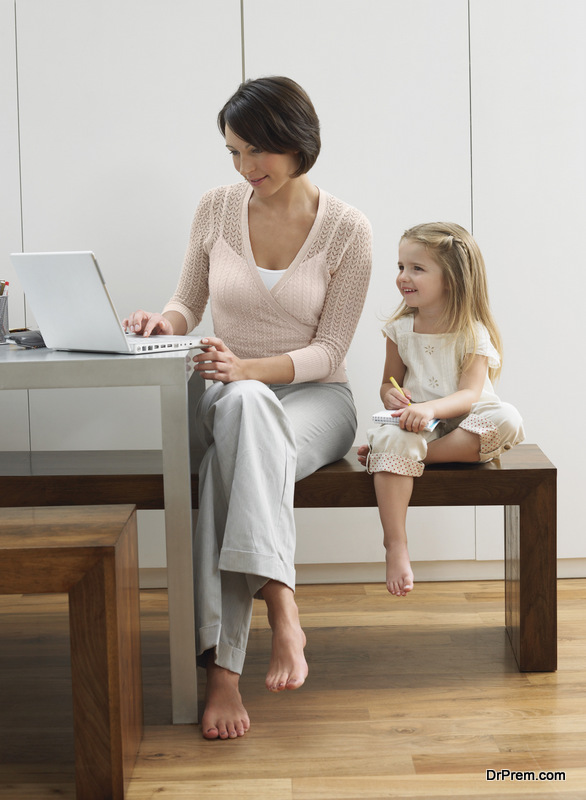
[225,125,300,198]
[397,239,447,316]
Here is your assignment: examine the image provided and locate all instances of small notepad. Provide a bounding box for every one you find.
[372,409,441,432]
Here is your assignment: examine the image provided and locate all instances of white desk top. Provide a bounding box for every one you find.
[0,343,196,390]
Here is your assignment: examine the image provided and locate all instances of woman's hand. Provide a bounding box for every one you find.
[397,401,436,433]
[192,337,248,383]
[122,310,174,337]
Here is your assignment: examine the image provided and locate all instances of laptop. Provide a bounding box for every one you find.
[9,251,204,354]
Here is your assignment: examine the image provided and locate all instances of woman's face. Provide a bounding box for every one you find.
[225,125,300,198]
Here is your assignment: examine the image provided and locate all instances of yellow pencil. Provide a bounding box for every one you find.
[389,376,410,404]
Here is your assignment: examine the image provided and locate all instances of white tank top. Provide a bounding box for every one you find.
[257,265,287,290]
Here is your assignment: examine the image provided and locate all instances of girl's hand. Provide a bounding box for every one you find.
[397,401,436,433]
[382,385,412,411]
[123,310,173,337]
[192,337,247,383]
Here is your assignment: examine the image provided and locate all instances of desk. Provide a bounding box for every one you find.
[0,344,204,724]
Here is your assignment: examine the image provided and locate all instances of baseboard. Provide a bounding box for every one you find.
[295,561,505,584]
[140,559,586,589]
[139,568,168,589]
[557,559,586,578]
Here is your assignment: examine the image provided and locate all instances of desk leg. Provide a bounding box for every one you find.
[161,381,198,724]
[504,474,557,671]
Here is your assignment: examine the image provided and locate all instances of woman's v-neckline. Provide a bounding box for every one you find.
[241,184,325,293]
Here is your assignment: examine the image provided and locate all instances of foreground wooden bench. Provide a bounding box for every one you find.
[1,443,556,672]
[0,504,143,800]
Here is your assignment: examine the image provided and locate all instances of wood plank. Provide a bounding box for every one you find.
[505,463,557,671]
[0,443,556,509]
[0,451,166,510]
[0,505,142,800]
[0,445,558,671]
[1,580,582,800]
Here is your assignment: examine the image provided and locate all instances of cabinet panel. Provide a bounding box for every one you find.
[295,506,475,564]
[0,0,23,315]
[245,0,475,564]
[0,2,29,449]
[16,0,242,449]
[470,0,586,558]
[28,387,162,450]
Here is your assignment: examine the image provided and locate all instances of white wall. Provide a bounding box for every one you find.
[2,0,584,580]
[244,0,477,572]
[0,0,29,446]
[470,0,586,562]
[13,0,241,454]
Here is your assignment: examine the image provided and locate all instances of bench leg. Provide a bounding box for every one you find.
[68,514,143,800]
[504,474,557,671]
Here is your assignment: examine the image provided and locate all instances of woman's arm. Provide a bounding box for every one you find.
[193,338,295,383]
[397,354,489,432]
[161,190,216,332]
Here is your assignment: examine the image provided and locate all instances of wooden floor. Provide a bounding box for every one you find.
[1,579,585,799]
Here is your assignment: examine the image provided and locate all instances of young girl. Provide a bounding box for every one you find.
[360,222,524,598]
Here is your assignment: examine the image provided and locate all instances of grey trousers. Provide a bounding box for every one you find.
[192,379,357,674]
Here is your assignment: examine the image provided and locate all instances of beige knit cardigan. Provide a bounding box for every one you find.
[163,182,372,383]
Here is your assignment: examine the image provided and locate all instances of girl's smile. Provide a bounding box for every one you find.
[397,239,446,317]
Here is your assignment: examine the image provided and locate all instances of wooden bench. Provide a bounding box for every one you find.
[1,443,557,672]
[0,504,143,800]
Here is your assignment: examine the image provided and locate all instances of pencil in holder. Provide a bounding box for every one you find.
[0,296,8,344]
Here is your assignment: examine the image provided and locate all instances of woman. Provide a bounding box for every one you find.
[124,76,372,739]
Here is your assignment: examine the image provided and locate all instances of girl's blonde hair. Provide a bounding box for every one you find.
[391,222,502,381]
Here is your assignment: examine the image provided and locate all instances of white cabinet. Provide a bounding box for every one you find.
[471,0,586,560]
[245,0,477,567]
[0,1,29,450]
[4,0,584,571]
[15,0,242,450]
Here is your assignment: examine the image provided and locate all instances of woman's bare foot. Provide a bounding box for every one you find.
[263,581,309,692]
[201,660,250,740]
[385,540,414,597]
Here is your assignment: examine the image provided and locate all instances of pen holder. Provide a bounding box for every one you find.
[0,296,8,344]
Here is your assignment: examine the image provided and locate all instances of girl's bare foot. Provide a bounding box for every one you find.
[385,540,414,597]
[357,444,369,466]
[263,581,309,692]
[201,660,250,740]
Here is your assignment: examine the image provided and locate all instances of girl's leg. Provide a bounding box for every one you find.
[424,427,480,464]
[374,471,415,596]
[365,425,426,597]
[425,399,526,465]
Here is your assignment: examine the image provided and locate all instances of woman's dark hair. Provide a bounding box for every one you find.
[217,76,321,177]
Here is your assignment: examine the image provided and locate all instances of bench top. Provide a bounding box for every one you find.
[1,443,554,509]
[297,443,555,507]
